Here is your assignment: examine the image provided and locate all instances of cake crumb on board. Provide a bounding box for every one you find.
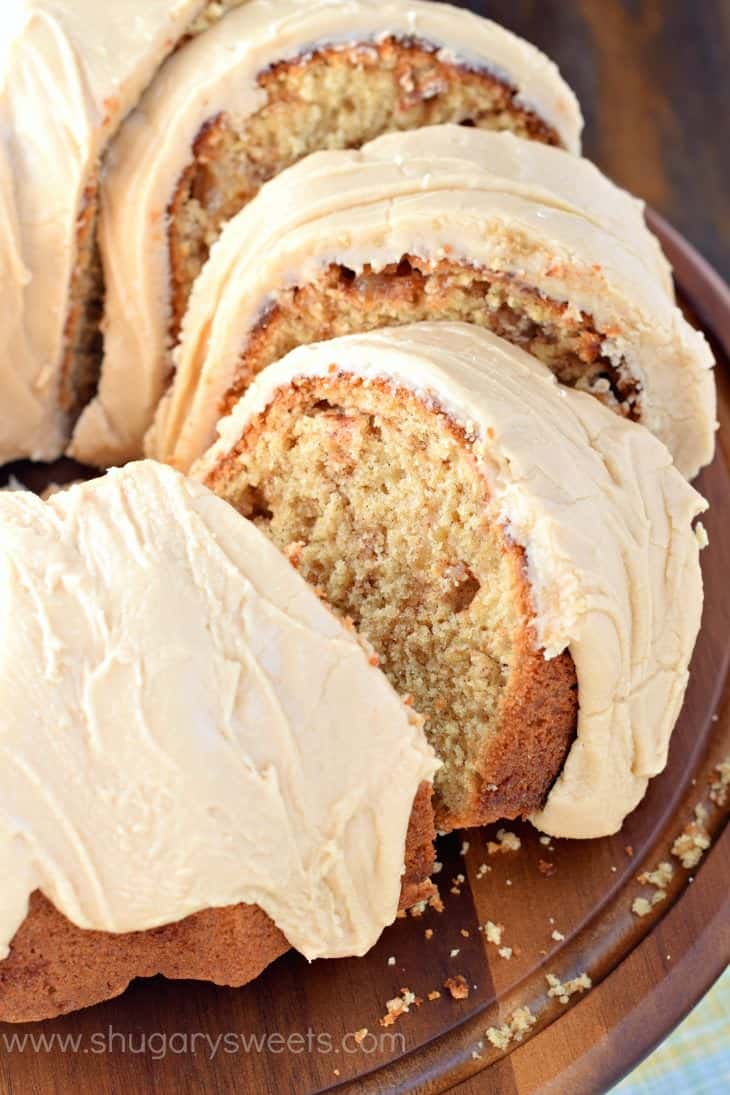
[546,972,592,1005]
[483,920,503,945]
[638,861,674,889]
[632,859,674,915]
[672,804,711,869]
[485,1006,537,1051]
[487,829,522,855]
[444,975,470,1000]
[709,757,730,807]
[380,988,417,1027]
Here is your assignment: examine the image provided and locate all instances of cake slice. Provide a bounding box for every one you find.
[0,0,226,465]
[195,322,707,839]
[67,0,582,466]
[0,461,437,1022]
[148,126,716,481]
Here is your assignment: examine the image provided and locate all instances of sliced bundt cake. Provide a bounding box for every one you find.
[0,461,436,1022]
[67,0,583,466]
[195,323,707,838]
[147,127,716,480]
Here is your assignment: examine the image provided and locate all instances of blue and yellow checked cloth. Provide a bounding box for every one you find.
[613,968,730,1094]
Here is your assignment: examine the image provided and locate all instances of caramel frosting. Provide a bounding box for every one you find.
[69,0,583,466]
[196,322,707,839]
[148,126,716,480]
[0,461,437,960]
[0,0,225,464]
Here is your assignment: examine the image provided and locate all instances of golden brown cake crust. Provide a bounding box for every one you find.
[0,785,434,1023]
[203,376,578,833]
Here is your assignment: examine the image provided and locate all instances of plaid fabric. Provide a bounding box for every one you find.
[612,968,730,1094]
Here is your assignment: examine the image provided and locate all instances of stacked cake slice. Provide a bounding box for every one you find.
[0,0,582,466]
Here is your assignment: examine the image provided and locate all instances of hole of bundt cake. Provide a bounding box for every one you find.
[230,256,640,421]
[222,380,577,827]
[167,37,561,337]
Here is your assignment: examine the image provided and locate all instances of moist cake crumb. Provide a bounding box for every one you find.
[672,804,712,869]
[483,921,504,945]
[430,893,445,914]
[546,972,592,1005]
[710,757,730,807]
[487,829,522,855]
[638,861,674,889]
[485,1006,537,1051]
[381,988,417,1027]
[444,975,470,1000]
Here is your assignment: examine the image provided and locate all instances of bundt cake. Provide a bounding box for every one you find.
[67,0,583,466]
[195,322,708,838]
[0,461,437,1022]
[148,126,716,480]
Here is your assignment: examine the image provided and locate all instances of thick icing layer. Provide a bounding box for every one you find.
[196,322,707,839]
[69,0,583,466]
[148,126,716,480]
[0,461,436,959]
[0,0,217,464]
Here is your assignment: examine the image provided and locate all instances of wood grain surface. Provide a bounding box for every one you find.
[0,4,728,1094]
[470,0,730,283]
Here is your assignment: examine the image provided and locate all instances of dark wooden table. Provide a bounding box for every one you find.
[466,0,730,283]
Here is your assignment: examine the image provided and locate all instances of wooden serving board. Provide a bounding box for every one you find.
[0,217,728,1095]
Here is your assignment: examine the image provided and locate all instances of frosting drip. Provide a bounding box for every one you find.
[0,461,436,959]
